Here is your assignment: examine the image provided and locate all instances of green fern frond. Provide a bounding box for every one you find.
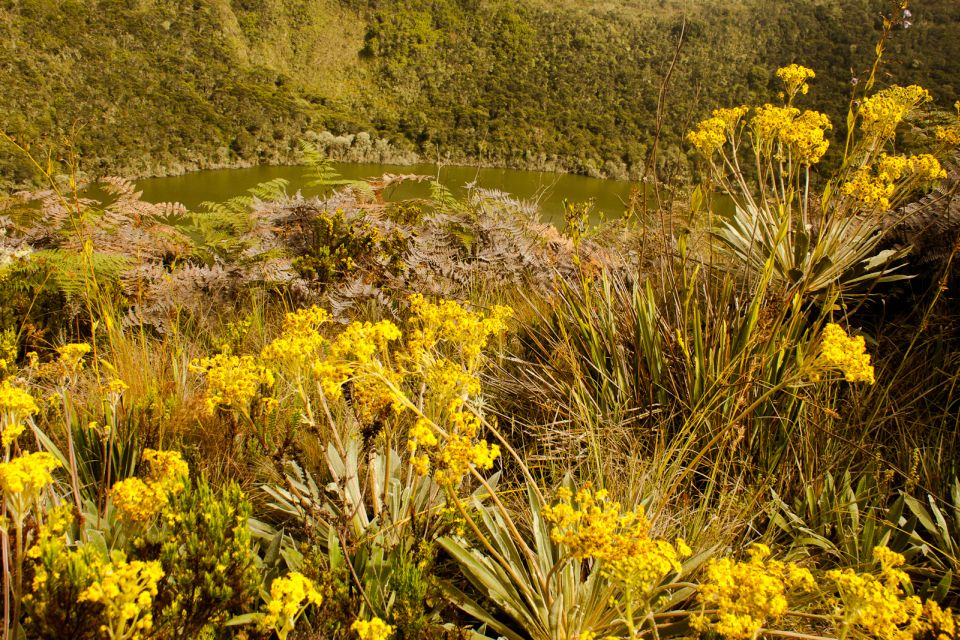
[299,140,353,191]
[248,178,289,202]
[199,196,252,217]
[429,180,465,212]
[30,249,133,300]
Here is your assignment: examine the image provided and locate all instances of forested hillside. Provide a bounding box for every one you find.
[1,0,957,185]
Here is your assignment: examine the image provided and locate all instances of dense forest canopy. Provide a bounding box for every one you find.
[0,0,958,185]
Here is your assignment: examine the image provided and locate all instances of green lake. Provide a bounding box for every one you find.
[137,162,651,225]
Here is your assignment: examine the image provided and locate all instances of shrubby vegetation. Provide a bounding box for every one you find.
[1,0,958,187]
[0,41,959,640]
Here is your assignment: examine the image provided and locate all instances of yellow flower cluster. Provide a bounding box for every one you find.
[352,616,395,640]
[422,358,482,400]
[841,167,897,210]
[259,572,323,640]
[142,448,189,493]
[686,107,750,156]
[543,485,690,593]
[776,64,816,100]
[406,294,512,369]
[842,153,946,210]
[78,551,164,640]
[694,544,816,640]
[827,546,922,640]
[935,126,960,146]
[409,402,501,485]
[820,323,875,384]
[0,451,60,497]
[879,153,947,182]
[687,117,727,156]
[859,85,932,141]
[752,104,832,165]
[57,342,91,374]
[189,353,275,414]
[281,305,330,336]
[261,306,330,370]
[543,485,627,560]
[919,600,956,640]
[316,319,404,422]
[111,449,188,525]
[0,379,38,447]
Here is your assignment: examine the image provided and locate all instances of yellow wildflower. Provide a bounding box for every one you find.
[827,546,922,640]
[261,307,331,370]
[842,153,945,211]
[820,323,875,384]
[777,64,816,100]
[714,106,751,128]
[0,379,38,447]
[57,342,91,374]
[694,544,816,640]
[352,617,395,640]
[142,448,189,494]
[111,477,169,525]
[752,104,831,165]
[78,551,163,640]
[543,485,690,594]
[935,125,960,146]
[687,116,727,156]
[281,305,330,336]
[919,600,956,640]
[0,451,60,498]
[111,449,188,525]
[189,353,275,414]
[407,417,438,453]
[259,572,323,640]
[405,294,511,369]
[841,166,897,210]
[859,85,932,141]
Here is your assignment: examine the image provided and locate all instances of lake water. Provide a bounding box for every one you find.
[137,162,653,225]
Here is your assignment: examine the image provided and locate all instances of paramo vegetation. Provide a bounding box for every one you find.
[1,0,959,186]
[2,5,960,640]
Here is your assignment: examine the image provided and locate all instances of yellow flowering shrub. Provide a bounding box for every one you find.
[827,546,923,640]
[819,323,876,384]
[397,296,510,485]
[751,104,832,165]
[352,616,396,640]
[307,318,405,424]
[687,116,727,156]
[189,352,275,414]
[543,485,690,594]
[110,449,188,526]
[57,342,91,374]
[859,85,932,142]
[281,305,330,336]
[23,506,108,639]
[408,400,501,485]
[776,64,816,101]
[686,107,749,156]
[261,305,330,370]
[111,477,169,525]
[694,544,816,640]
[842,153,947,210]
[78,551,164,640]
[0,451,60,500]
[934,101,960,147]
[405,293,512,370]
[0,379,38,447]
[918,600,957,640]
[142,448,189,493]
[259,572,323,640]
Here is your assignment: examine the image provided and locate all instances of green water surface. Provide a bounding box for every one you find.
[137,162,651,224]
